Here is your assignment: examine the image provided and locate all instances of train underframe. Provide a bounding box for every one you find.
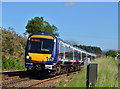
[26,62,83,77]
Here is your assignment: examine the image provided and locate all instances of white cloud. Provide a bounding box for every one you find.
[64,2,76,6]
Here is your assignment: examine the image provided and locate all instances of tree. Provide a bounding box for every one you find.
[105,50,117,57]
[25,17,59,36]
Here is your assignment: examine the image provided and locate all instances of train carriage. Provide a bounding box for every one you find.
[25,31,96,75]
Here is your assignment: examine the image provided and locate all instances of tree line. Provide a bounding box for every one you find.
[74,45,102,54]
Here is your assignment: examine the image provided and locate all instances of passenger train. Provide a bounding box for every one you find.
[25,31,97,75]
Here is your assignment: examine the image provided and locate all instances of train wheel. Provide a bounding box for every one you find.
[78,65,80,70]
[63,67,66,74]
[61,67,65,74]
[73,66,76,72]
[66,68,68,73]
[71,66,74,72]
[59,66,62,74]
[56,66,61,75]
[77,65,79,71]
[27,67,32,72]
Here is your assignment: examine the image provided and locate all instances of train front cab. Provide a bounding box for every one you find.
[25,33,58,75]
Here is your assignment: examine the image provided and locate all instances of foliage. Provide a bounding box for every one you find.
[105,50,117,57]
[66,68,86,87]
[5,36,11,41]
[2,27,27,70]
[9,47,14,54]
[2,57,25,70]
[25,17,59,36]
[66,57,118,87]
[74,44,102,54]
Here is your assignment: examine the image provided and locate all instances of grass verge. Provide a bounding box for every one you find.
[58,73,74,87]
[59,56,118,87]
[93,56,118,87]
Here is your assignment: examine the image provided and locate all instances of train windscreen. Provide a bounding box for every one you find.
[29,38,54,54]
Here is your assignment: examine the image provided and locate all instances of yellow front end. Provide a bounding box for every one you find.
[28,34,54,62]
[29,53,52,62]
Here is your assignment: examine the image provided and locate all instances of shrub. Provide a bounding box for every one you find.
[2,58,10,69]
[19,44,22,47]
[105,50,117,57]
[5,36,11,41]
[9,48,14,54]
[2,57,26,70]
[2,28,26,71]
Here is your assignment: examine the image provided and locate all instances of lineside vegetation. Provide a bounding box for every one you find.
[59,56,118,87]
[2,28,27,70]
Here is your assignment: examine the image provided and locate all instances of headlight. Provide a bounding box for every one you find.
[47,58,54,61]
[26,56,29,59]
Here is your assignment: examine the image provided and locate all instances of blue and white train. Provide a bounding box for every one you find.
[25,31,97,75]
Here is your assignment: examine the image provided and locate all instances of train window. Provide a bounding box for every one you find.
[60,44,64,58]
[29,39,41,53]
[82,53,86,61]
[29,38,54,54]
[65,46,69,59]
[41,39,54,53]
[69,49,73,59]
[65,46,73,59]
[78,52,81,60]
[74,50,77,60]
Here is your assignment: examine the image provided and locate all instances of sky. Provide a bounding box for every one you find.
[2,2,118,50]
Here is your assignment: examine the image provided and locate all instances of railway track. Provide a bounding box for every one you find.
[26,75,60,88]
[1,71,80,88]
[25,71,80,88]
[1,77,30,86]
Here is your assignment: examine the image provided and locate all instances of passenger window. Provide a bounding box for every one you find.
[74,50,77,60]
[60,44,64,58]
[78,52,81,60]
[65,46,73,60]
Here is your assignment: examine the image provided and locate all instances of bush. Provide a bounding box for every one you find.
[2,58,10,69]
[2,57,26,70]
[105,50,117,57]
[5,36,11,41]
[2,28,27,71]
[9,48,14,54]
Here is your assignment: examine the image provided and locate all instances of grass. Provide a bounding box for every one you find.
[67,74,74,80]
[67,68,87,87]
[93,56,118,87]
[59,56,118,87]
[58,73,74,87]
[59,79,66,87]
[2,57,26,71]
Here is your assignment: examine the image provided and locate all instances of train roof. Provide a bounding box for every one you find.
[28,31,57,39]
